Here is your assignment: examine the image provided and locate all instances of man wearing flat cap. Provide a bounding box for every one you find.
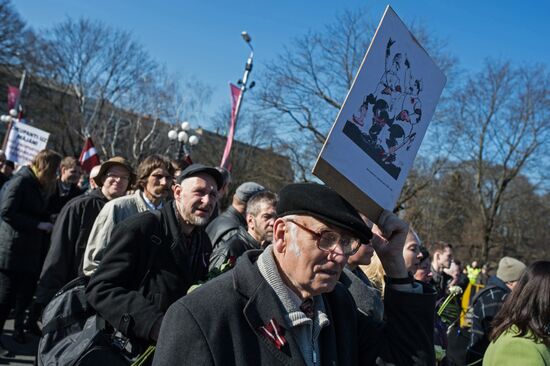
[27,157,133,335]
[153,183,436,366]
[206,181,265,249]
[86,163,222,358]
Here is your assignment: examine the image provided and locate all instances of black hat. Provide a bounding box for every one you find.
[4,160,14,169]
[277,183,372,243]
[177,163,224,189]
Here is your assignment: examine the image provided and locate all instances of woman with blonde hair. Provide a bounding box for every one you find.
[362,227,422,295]
[0,149,61,349]
[484,261,550,365]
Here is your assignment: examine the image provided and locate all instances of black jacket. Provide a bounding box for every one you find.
[0,166,50,274]
[86,203,212,344]
[208,226,260,271]
[46,180,84,216]
[36,189,108,304]
[153,250,436,366]
[206,205,246,248]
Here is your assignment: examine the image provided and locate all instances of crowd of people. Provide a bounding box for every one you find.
[0,148,547,365]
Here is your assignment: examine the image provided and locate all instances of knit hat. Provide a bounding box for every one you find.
[497,256,526,283]
[235,182,265,203]
[277,183,372,243]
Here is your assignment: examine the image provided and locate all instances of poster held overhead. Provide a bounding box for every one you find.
[313,5,446,221]
[5,121,50,166]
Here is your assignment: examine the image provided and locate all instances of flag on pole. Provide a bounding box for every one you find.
[79,137,101,173]
[7,85,19,111]
[220,83,242,168]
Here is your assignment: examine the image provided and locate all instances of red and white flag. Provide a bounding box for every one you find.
[79,137,101,173]
[220,83,242,168]
[7,85,19,111]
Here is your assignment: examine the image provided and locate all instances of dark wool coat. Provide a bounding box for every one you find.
[86,203,212,344]
[153,250,436,366]
[36,189,108,304]
[46,181,84,216]
[0,166,50,274]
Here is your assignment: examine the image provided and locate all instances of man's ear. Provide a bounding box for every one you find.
[246,213,254,230]
[272,218,287,254]
[172,183,182,201]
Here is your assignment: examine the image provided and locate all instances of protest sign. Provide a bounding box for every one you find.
[313,5,446,220]
[5,121,50,166]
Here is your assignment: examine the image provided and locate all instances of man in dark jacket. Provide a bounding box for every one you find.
[209,190,277,270]
[26,157,134,335]
[86,164,222,357]
[206,181,264,248]
[46,156,85,217]
[153,183,436,366]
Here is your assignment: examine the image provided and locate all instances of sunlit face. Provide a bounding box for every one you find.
[347,241,375,267]
[414,258,433,283]
[61,165,82,184]
[101,165,130,200]
[273,215,350,299]
[143,168,173,203]
[175,173,218,227]
[403,231,422,274]
[439,247,453,269]
[247,201,276,243]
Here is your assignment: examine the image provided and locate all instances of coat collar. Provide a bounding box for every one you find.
[232,250,340,366]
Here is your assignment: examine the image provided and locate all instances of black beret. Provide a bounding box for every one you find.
[277,183,372,243]
[177,163,224,189]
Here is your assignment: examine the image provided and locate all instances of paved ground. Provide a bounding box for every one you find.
[0,319,38,365]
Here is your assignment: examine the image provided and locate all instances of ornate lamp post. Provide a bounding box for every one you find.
[167,121,200,160]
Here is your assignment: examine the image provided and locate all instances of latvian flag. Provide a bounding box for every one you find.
[79,137,101,173]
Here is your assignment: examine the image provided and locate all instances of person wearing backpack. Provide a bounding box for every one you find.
[465,256,526,364]
[84,164,222,363]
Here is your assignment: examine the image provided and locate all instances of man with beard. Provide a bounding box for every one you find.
[83,154,174,276]
[153,183,436,366]
[209,191,277,270]
[86,164,222,360]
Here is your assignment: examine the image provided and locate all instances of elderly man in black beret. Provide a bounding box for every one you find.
[153,183,436,366]
[85,164,222,361]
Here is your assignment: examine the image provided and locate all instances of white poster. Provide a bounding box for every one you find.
[5,121,50,166]
[314,6,446,211]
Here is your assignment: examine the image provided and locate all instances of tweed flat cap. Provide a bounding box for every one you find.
[177,163,224,189]
[277,183,372,243]
[235,182,265,203]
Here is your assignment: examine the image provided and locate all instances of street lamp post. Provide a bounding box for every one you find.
[233,31,255,128]
[167,121,200,161]
[219,31,256,168]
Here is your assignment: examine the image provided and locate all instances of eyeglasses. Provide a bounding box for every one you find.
[286,219,361,256]
[106,172,130,181]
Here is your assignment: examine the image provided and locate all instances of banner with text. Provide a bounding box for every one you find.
[5,121,50,166]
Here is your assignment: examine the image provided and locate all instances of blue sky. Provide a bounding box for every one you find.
[13,0,550,129]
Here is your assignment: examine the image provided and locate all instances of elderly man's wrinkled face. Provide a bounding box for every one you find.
[273,215,351,299]
[175,173,218,227]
